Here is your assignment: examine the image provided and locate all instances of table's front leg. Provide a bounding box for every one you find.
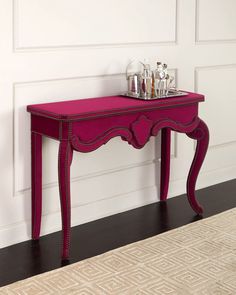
[160,128,171,201]
[31,132,42,240]
[186,119,209,214]
[58,140,73,260]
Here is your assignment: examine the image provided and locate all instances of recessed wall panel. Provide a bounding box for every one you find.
[197,0,236,42]
[14,75,157,195]
[15,0,176,49]
[196,66,236,148]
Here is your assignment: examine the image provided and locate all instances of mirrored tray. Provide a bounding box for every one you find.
[121,90,188,100]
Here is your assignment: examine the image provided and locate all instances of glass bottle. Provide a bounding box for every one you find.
[140,62,152,98]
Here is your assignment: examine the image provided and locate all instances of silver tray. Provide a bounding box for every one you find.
[121,90,188,100]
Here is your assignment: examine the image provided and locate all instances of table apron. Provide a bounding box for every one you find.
[31,103,199,146]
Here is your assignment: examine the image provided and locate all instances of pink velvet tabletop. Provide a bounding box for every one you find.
[27,92,204,121]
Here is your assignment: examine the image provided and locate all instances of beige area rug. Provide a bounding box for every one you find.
[1,208,236,295]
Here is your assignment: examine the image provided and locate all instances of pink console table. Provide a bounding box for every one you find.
[27,92,209,259]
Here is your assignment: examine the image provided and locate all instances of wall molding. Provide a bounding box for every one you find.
[13,0,178,52]
[13,73,126,196]
[195,0,236,44]
[13,73,125,88]
[13,69,177,196]
[194,64,236,150]
[14,159,155,197]
[208,140,236,151]
[195,64,236,72]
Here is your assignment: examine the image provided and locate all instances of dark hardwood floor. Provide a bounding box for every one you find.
[0,179,236,287]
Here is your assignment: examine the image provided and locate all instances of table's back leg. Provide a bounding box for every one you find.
[186,119,209,214]
[160,128,171,201]
[58,140,73,260]
[31,132,42,240]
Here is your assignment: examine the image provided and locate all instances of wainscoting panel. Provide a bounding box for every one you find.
[14,70,176,195]
[196,0,236,42]
[14,0,177,50]
[194,65,236,178]
[14,74,128,195]
[195,65,236,147]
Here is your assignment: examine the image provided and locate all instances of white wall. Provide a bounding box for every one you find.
[0,0,236,248]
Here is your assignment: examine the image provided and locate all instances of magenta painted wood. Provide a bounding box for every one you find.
[160,128,171,201]
[27,91,209,259]
[27,92,204,121]
[31,132,42,240]
[58,141,73,259]
[186,119,209,214]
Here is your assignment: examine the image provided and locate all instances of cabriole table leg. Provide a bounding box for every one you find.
[186,119,209,214]
[31,132,42,240]
[58,140,73,260]
[160,128,171,201]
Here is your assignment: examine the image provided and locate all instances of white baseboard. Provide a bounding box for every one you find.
[0,185,158,249]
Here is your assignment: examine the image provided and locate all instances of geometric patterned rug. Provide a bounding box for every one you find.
[1,208,236,295]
